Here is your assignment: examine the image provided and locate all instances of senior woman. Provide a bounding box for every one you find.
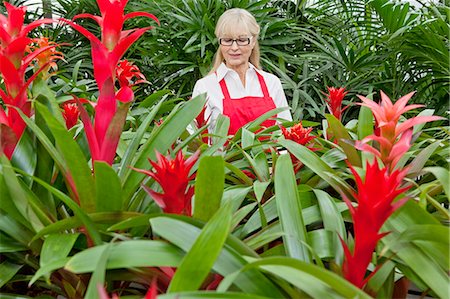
[192,8,292,135]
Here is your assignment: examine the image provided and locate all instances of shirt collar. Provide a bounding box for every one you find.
[216,62,260,82]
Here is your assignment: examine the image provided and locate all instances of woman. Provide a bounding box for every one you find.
[192,8,292,135]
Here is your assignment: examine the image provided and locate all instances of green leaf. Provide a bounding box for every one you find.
[357,105,374,140]
[405,141,441,174]
[0,156,46,232]
[65,240,183,273]
[94,162,122,212]
[423,167,449,199]
[326,114,361,167]
[242,257,371,299]
[35,102,96,212]
[84,242,111,299]
[40,233,80,268]
[313,190,346,240]
[275,154,311,262]
[253,181,270,203]
[168,203,232,292]
[193,156,225,221]
[0,261,22,288]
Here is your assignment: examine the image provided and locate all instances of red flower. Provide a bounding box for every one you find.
[116,59,147,88]
[115,59,148,103]
[356,91,444,171]
[281,122,316,146]
[0,3,54,158]
[132,150,200,216]
[62,102,80,129]
[341,161,411,289]
[61,0,159,165]
[280,122,318,172]
[27,37,64,75]
[323,86,348,120]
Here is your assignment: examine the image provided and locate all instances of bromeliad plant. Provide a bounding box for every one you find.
[63,0,159,164]
[0,2,54,158]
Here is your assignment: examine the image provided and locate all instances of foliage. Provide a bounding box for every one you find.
[0,0,449,298]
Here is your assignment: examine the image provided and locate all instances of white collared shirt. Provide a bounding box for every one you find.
[192,63,292,131]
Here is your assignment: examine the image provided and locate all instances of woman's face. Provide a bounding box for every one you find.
[219,31,256,71]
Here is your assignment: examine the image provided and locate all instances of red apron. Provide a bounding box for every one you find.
[220,72,276,135]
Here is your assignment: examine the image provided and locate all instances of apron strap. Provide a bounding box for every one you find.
[256,72,270,98]
[219,78,231,99]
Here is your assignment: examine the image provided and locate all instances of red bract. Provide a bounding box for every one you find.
[116,59,147,88]
[132,150,200,216]
[115,59,147,103]
[62,102,80,129]
[62,0,159,165]
[0,2,54,158]
[324,86,348,120]
[341,161,411,289]
[281,122,316,146]
[356,91,444,171]
[280,122,317,172]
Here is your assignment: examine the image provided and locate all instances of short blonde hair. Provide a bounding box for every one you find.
[210,8,261,73]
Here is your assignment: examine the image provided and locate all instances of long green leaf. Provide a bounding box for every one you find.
[193,156,225,221]
[94,162,122,212]
[230,257,371,299]
[274,154,311,262]
[35,102,96,212]
[168,203,232,292]
[0,261,22,288]
[65,240,183,273]
[423,167,449,199]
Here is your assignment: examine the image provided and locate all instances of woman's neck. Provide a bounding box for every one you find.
[227,62,249,87]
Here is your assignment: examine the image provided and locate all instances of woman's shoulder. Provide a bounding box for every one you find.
[194,73,217,89]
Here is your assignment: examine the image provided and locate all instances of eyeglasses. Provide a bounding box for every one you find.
[219,37,252,46]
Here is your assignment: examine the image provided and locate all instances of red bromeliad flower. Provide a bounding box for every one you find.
[27,37,64,75]
[132,150,200,216]
[341,161,411,289]
[0,2,54,158]
[61,0,159,165]
[115,59,148,103]
[356,91,443,171]
[280,122,318,172]
[62,102,80,129]
[281,122,317,146]
[323,86,349,120]
[116,59,147,88]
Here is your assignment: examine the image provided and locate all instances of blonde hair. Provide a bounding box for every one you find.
[210,8,261,74]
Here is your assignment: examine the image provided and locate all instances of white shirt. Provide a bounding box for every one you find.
[192,63,292,131]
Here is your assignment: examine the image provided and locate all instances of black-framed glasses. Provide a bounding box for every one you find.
[219,37,252,46]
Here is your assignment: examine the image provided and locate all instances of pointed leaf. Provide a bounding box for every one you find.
[168,203,232,292]
[193,156,225,221]
[274,154,311,262]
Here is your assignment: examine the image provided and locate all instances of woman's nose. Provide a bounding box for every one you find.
[230,42,239,50]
